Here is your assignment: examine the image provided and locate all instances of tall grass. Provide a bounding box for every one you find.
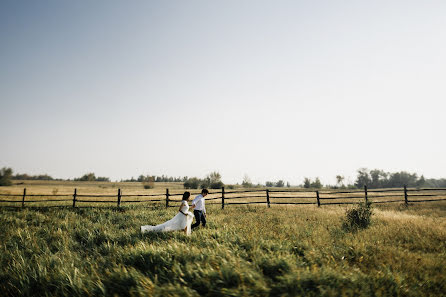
[1,203,445,296]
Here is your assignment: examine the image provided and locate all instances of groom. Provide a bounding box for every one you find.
[191,189,208,229]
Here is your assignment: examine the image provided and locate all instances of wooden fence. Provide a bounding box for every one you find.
[1,186,446,209]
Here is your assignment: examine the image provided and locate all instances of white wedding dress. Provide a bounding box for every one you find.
[141,201,194,235]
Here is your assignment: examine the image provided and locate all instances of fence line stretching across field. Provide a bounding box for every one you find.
[1,186,446,209]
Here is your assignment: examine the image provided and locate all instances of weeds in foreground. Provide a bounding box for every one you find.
[0,204,445,296]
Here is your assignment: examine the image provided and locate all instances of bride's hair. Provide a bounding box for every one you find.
[182,191,191,201]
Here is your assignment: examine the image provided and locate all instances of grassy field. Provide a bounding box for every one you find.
[1,182,446,296]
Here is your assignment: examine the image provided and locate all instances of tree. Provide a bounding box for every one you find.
[354,168,371,188]
[387,171,418,188]
[207,171,224,189]
[265,181,274,187]
[0,167,13,186]
[75,173,109,182]
[184,177,200,189]
[310,177,322,189]
[286,182,290,187]
[416,175,425,187]
[369,169,387,188]
[242,174,253,188]
[276,180,285,187]
[336,175,344,187]
[303,178,311,189]
[76,173,96,181]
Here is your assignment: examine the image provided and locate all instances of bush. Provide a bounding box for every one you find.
[342,202,373,231]
[210,181,224,189]
[184,178,200,189]
[0,167,13,186]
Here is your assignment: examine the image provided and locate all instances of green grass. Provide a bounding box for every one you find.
[1,203,445,296]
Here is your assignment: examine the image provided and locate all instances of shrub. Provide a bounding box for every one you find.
[210,181,224,189]
[342,202,373,231]
[184,178,200,189]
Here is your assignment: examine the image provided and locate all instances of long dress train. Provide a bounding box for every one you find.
[141,200,194,235]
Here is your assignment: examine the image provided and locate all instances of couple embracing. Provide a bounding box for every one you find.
[141,189,209,236]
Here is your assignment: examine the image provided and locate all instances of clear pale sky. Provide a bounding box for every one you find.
[1,1,445,184]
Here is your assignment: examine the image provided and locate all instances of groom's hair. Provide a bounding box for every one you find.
[201,189,209,195]
[182,192,191,200]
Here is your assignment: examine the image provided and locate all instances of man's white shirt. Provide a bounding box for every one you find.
[192,194,206,214]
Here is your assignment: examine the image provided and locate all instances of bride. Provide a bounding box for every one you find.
[141,191,195,235]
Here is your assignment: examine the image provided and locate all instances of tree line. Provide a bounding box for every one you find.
[121,175,187,183]
[1,167,445,189]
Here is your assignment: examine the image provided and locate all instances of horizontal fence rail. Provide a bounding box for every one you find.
[0,186,446,209]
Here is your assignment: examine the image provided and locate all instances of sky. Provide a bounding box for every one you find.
[1,0,445,185]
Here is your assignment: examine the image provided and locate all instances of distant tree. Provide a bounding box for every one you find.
[12,173,54,180]
[387,171,418,188]
[0,167,13,186]
[76,173,96,181]
[424,178,446,188]
[276,180,285,187]
[207,171,224,189]
[184,177,200,189]
[310,177,322,189]
[242,175,253,188]
[74,173,109,182]
[336,175,345,188]
[353,168,429,189]
[369,169,387,188]
[286,182,290,187]
[265,181,274,187]
[416,175,426,187]
[354,168,371,188]
[303,178,311,189]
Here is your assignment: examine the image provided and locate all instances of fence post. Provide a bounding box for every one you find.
[72,188,77,208]
[266,189,270,208]
[404,185,408,205]
[165,188,169,208]
[316,191,320,207]
[117,188,121,207]
[221,187,225,209]
[364,185,368,204]
[22,188,26,208]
